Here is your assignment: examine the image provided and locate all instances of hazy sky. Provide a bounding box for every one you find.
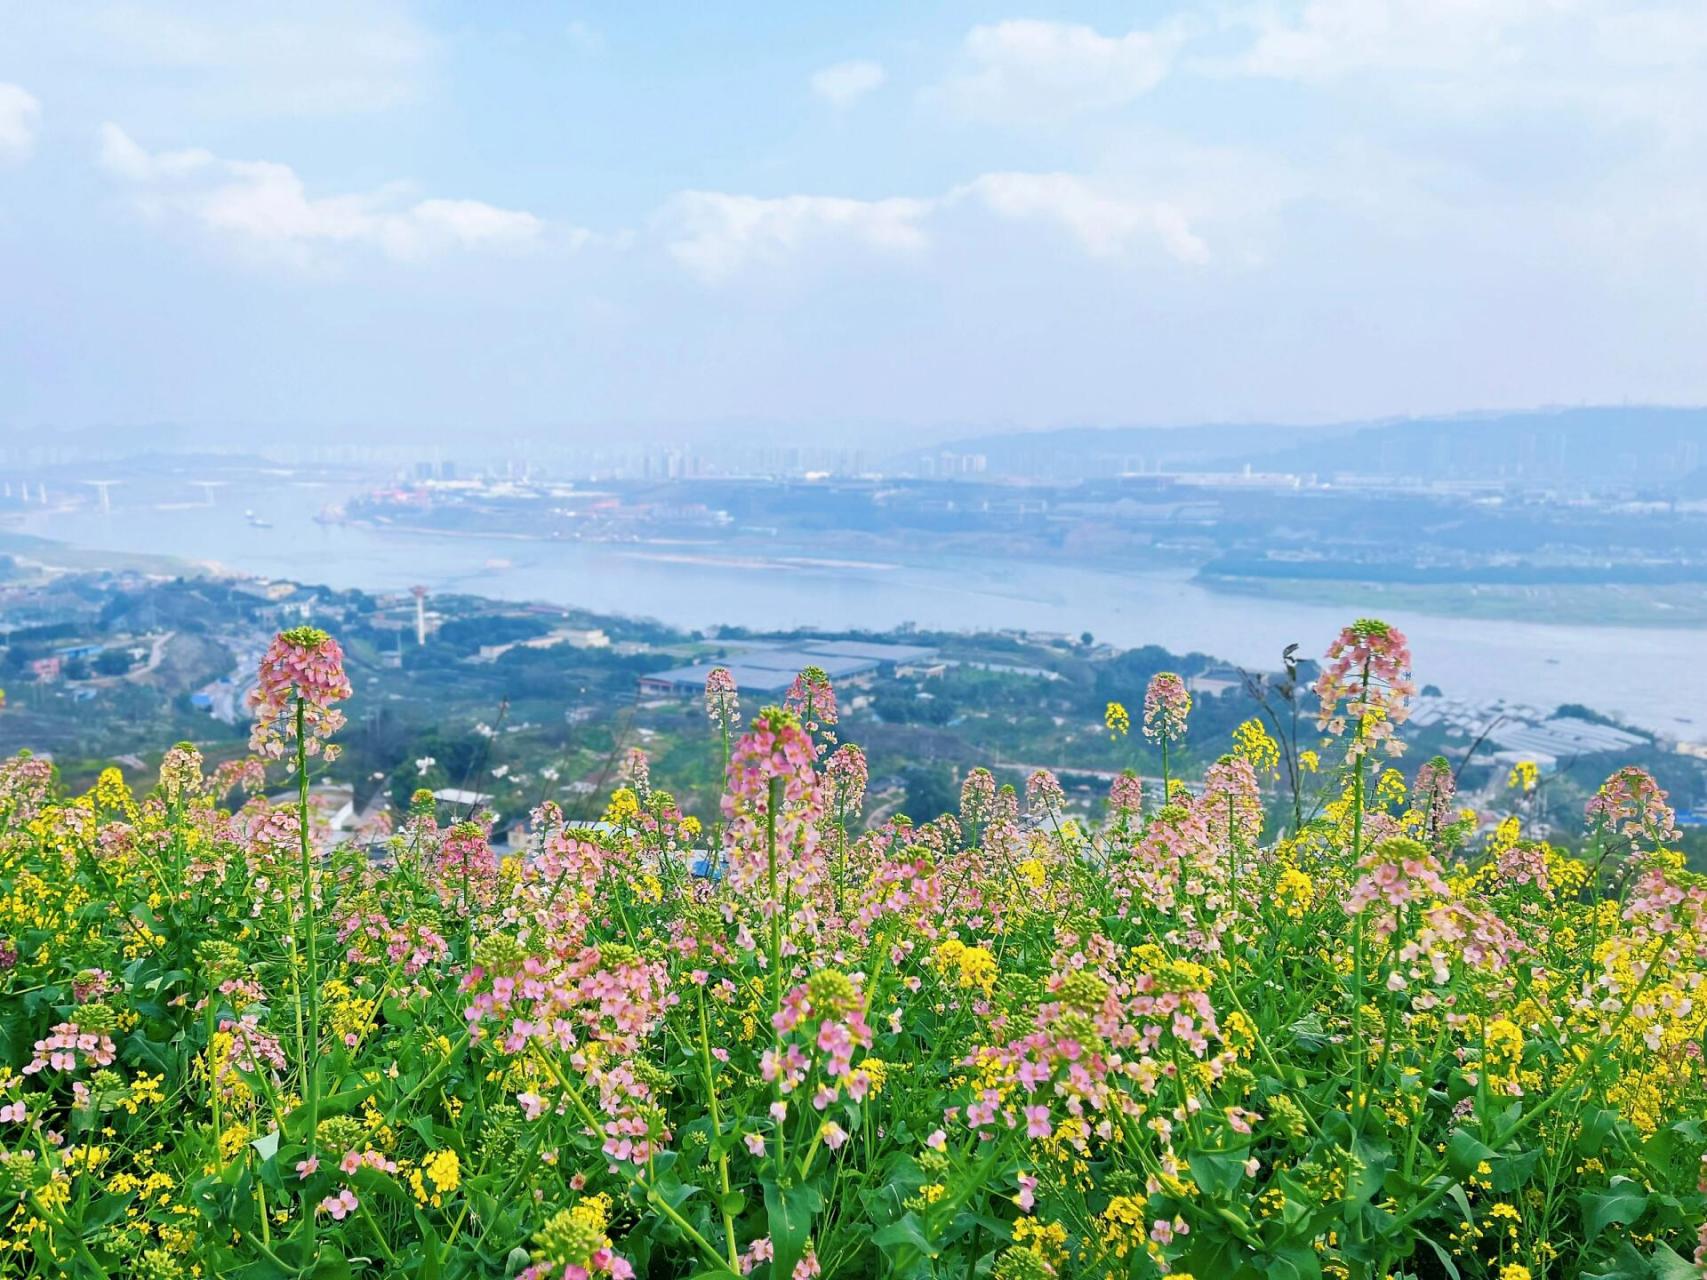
[2,1,1705,443]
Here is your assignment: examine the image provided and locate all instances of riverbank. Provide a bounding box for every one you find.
[1200,573,1707,628]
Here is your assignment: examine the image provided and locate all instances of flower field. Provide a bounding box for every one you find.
[1,620,1704,1279]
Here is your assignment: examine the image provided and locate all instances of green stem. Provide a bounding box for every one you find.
[766,772,783,1014]
[698,986,741,1267]
[296,695,322,1262]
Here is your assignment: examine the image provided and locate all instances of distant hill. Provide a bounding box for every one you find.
[1252,407,1706,490]
[922,406,1707,491]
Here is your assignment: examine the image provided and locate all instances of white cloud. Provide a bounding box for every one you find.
[956,172,1211,263]
[1234,0,1575,81]
[662,190,933,283]
[97,122,212,181]
[0,83,43,162]
[660,170,1216,283]
[10,1,433,118]
[810,60,886,107]
[935,19,1185,122]
[1225,0,1707,135]
[98,124,551,264]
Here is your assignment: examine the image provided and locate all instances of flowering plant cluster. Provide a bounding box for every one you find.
[0,617,1703,1280]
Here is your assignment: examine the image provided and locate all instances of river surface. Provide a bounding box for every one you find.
[13,480,1706,737]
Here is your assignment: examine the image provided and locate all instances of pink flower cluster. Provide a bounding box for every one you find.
[1025,769,1065,820]
[851,850,942,935]
[784,666,838,729]
[339,1148,398,1175]
[705,667,740,733]
[439,820,500,899]
[0,753,55,826]
[157,742,205,806]
[1397,901,1526,986]
[622,748,651,801]
[1314,619,1415,758]
[959,936,1223,1149]
[959,768,997,830]
[764,972,875,1111]
[538,831,612,908]
[1201,758,1263,850]
[214,1015,287,1098]
[1109,803,1212,919]
[211,756,269,800]
[721,708,825,917]
[464,944,678,1168]
[22,1022,116,1076]
[522,1255,635,1280]
[338,911,450,979]
[1107,770,1143,822]
[1344,838,1450,928]
[1623,867,1707,942]
[1142,673,1192,745]
[1586,766,1678,847]
[824,743,868,817]
[248,627,353,761]
[1412,756,1458,846]
[1492,842,1550,894]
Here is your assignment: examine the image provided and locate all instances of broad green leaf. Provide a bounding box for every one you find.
[250,1128,281,1163]
[1445,1129,1495,1179]
[763,1178,822,1279]
[1581,1177,1649,1241]
[1652,1244,1701,1280]
[1490,1146,1540,1192]
[1188,1148,1251,1199]
[871,1212,936,1258]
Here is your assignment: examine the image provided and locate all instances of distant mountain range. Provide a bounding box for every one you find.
[921,407,1707,492]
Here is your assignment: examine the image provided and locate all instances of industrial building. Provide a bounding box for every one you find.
[638,637,937,698]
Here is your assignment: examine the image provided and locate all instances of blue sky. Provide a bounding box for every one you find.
[2,1,1704,445]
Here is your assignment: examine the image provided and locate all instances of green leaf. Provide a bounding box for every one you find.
[1582,1241,1652,1280]
[1349,1139,1393,1206]
[1188,1149,1252,1199]
[1652,1244,1701,1280]
[1446,1182,1475,1227]
[763,1179,822,1280]
[872,1212,936,1258]
[1417,1233,1461,1280]
[1445,1130,1495,1179]
[654,1178,702,1210]
[81,1192,135,1229]
[1577,1108,1619,1156]
[1489,1146,1540,1192]
[1580,1177,1649,1242]
[250,1128,281,1163]
[1286,1013,1330,1052]
[412,1211,443,1280]
[1268,1243,1324,1280]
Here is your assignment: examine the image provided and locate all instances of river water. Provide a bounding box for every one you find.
[13,479,1705,737]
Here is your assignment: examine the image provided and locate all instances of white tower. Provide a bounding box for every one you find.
[411,585,428,646]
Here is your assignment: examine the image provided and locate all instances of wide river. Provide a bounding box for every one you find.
[14,480,1706,737]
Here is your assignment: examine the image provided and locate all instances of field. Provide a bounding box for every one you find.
[0,620,1702,1279]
